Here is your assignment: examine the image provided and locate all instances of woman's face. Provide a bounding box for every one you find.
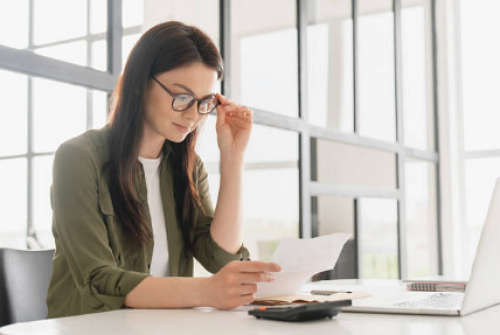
[144,62,218,143]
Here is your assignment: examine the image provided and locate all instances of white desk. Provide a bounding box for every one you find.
[1,280,498,335]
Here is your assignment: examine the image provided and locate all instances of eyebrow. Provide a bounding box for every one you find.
[173,83,215,99]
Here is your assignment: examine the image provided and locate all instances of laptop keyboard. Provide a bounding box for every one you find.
[392,293,464,309]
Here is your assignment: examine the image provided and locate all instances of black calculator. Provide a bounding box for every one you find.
[248,300,352,322]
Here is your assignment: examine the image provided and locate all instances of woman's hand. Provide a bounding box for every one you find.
[203,260,281,309]
[215,93,253,159]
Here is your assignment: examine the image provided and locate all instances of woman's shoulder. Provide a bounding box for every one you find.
[54,125,110,172]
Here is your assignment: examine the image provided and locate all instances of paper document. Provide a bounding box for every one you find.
[255,233,351,299]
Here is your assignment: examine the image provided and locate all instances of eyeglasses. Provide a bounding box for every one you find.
[151,76,220,115]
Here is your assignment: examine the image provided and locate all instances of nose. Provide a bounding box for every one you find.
[183,102,199,120]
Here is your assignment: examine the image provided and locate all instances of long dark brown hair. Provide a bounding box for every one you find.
[105,21,223,250]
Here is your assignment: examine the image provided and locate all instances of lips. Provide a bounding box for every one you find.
[173,123,190,133]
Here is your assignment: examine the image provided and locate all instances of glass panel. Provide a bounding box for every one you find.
[231,0,298,117]
[405,159,438,278]
[122,33,141,71]
[0,158,27,248]
[143,0,220,44]
[90,0,107,34]
[402,0,435,151]
[461,0,500,151]
[33,0,87,45]
[35,41,88,67]
[25,0,108,71]
[243,125,299,261]
[307,0,354,131]
[33,155,55,248]
[0,0,29,49]
[91,40,107,72]
[358,0,396,142]
[358,198,399,279]
[312,196,356,280]
[92,90,108,129]
[464,157,500,274]
[0,69,28,156]
[123,0,144,28]
[312,139,397,190]
[33,78,87,153]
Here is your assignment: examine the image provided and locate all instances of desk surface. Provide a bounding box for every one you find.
[1,280,498,335]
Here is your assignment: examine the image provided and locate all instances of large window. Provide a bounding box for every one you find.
[458,0,500,276]
[1,0,443,282]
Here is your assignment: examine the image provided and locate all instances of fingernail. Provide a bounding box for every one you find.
[224,105,231,110]
[265,273,275,281]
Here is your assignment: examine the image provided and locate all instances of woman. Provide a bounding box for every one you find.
[46,21,280,318]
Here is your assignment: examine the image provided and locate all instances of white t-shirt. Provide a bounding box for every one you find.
[138,154,170,277]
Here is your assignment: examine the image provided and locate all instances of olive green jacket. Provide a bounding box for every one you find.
[46,126,250,318]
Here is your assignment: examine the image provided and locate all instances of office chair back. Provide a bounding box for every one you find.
[0,248,55,326]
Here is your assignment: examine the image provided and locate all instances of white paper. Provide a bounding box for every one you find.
[255,233,351,299]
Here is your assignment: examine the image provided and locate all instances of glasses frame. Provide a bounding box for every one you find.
[151,76,220,115]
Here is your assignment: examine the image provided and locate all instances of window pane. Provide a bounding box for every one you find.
[0,69,28,156]
[464,157,500,274]
[0,0,29,49]
[91,40,108,72]
[33,0,87,45]
[461,0,500,151]
[92,90,108,129]
[123,0,144,28]
[358,0,396,142]
[0,158,27,248]
[231,0,298,117]
[402,0,435,151]
[312,139,397,190]
[313,196,356,280]
[35,41,88,67]
[405,159,438,278]
[307,0,354,131]
[243,125,299,261]
[122,33,141,72]
[29,0,107,71]
[90,0,107,34]
[359,198,399,279]
[33,78,87,153]
[33,155,55,249]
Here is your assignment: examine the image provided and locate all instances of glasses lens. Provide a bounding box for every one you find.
[199,98,219,114]
[172,94,194,111]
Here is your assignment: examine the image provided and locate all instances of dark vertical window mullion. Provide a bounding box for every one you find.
[219,0,230,176]
[352,0,362,278]
[430,0,443,275]
[108,0,122,79]
[26,0,35,247]
[352,0,359,134]
[86,0,93,129]
[297,0,311,239]
[220,0,231,97]
[394,0,407,279]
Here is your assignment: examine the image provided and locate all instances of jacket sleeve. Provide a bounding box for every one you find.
[191,155,250,274]
[51,142,150,311]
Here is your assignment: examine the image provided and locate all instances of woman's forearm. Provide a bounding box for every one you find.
[210,154,244,254]
[124,276,209,308]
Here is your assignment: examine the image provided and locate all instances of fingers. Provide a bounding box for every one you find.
[239,284,258,295]
[237,272,275,284]
[234,260,282,273]
[215,93,252,121]
[240,293,255,306]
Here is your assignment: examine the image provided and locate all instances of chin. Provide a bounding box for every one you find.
[165,133,189,143]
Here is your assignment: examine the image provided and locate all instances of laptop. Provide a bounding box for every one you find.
[343,178,500,316]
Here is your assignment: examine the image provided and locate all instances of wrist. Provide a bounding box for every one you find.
[220,153,244,165]
[197,277,212,307]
